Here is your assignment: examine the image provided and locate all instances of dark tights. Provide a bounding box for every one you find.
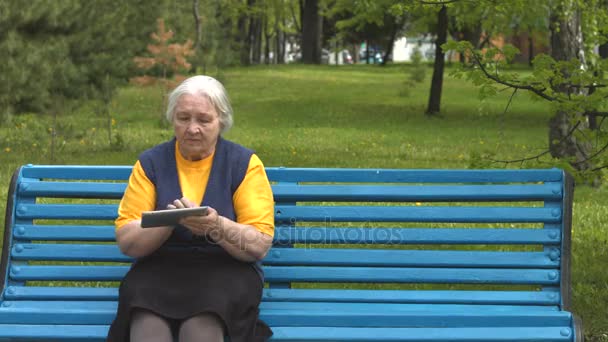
[130,309,224,342]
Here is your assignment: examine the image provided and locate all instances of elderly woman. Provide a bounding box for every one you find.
[107,76,274,342]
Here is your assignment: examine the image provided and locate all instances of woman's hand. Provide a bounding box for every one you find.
[168,197,272,262]
[170,197,220,237]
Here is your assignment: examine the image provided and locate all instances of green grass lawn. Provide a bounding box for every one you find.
[1,63,607,340]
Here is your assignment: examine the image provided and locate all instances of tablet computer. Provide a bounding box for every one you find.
[141,206,209,228]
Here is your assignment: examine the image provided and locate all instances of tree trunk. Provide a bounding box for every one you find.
[248,0,263,65]
[192,0,202,52]
[426,5,448,115]
[251,13,263,64]
[602,0,608,59]
[275,15,285,64]
[237,3,252,66]
[264,17,271,64]
[301,0,322,64]
[600,41,608,59]
[381,16,405,66]
[299,0,304,37]
[528,35,534,66]
[548,1,593,174]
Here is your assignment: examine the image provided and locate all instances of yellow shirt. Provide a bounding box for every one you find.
[116,143,275,237]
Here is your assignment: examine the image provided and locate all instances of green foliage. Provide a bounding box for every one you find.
[0,0,166,116]
[401,46,427,97]
[329,0,407,48]
[409,47,426,83]
[444,0,608,181]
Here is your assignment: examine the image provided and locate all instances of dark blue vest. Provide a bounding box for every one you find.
[138,137,264,279]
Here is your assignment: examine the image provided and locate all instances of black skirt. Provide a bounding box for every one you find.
[106,247,272,341]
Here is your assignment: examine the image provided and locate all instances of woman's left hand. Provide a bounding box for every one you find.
[169,197,222,237]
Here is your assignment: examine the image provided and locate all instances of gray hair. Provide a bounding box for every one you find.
[166,75,233,133]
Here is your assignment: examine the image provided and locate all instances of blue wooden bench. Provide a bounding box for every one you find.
[1,165,583,341]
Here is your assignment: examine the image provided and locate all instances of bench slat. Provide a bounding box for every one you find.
[4,286,560,305]
[0,325,574,341]
[0,300,563,312]
[15,204,118,220]
[11,244,129,262]
[14,225,562,245]
[10,244,559,268]
[9,265,560,284]
[270,326,573,341]
[0,324,110,341]
[18,182,562,202]
[21,166,563,183]
[275,206,561,223]
[21,165,132,180]
[16,204,560,223]
[265,248,557,268]
[13,224,116,241]
[18,182,126,199]
[0,301,571,328]
[272,184,561,202]
[266,168,563,183]
[274,227,562,245]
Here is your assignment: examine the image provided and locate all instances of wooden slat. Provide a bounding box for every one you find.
[5,287,119,301]
[18,182,562,202]
[260,289,561,305]
[275,206,561,223]
[9,265,129,281]
[15,204,118,220]
[0,301,571,328]
[15,204,561,223]
[264,248,558,268]
[266,168,563,183]
[8,265,561,284]
[263,267,560,285]
[18,182,126,199]
[21,166,564,183]
[269,326,573,341]
[0,324,110,341]
[0,325,575,341]
[14,225,562,245]
[272,184,562,202]
[10,244,559,268]
[4,286,561,305]
[21,165,132,181]
[11,244,129,262]
[13,224,116,241]
[260,301,562,312]
[273,227,562,245]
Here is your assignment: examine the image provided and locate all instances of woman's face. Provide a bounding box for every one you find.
[173,94,221,161]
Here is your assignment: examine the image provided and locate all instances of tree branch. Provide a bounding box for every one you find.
[419,0,462,3]
[490,121,582,164]
[502,88,518,116]
[470,52,558,102]
[592,164,608,171]
[573,139,608,165]
[586,111,608,118]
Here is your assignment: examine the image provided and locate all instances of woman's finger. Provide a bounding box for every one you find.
[179,197,196,208]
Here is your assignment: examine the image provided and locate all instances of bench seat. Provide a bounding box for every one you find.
[0,165,583,341]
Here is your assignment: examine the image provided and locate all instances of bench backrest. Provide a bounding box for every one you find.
[1,165,573,310]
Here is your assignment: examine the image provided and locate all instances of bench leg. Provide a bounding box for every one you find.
[573,315,584,342]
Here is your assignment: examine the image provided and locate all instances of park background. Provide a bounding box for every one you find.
[1,1,607,340]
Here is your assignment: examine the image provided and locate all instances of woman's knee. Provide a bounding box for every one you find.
[179,313,224,342]
[130,309,173,342]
